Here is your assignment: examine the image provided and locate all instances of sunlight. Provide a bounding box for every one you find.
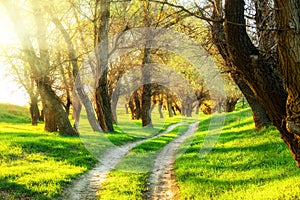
[0,67,28,106]
[0,8,17,46]
[0,8,27,106]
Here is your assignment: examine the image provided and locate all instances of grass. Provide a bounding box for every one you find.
[0,104,98,199]
[0,103,31,123]
[175,108,300,200]
[0,103,183,199]
[99,119,197,200]
[1,103,300,199]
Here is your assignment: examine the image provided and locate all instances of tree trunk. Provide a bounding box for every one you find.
[128,96,135,119]
[29,94,39,126]
[181,101,186,116]
[134,90,141,120]
[42,100,57,132]
[38,80,78,136]
[167,90,173,118]
[224,97,238,112]
[125,103,129,114]
[95,0,114,132]
[158,101,164,118]
[212,0,270,129]
[72,92,82,131]
[39,109,44,121]
[274,1,300,125]
[186,96,193,117]
[232,74,270,129]
[111,85,120,124]
[141,48,153,127]
[224,0,300,166]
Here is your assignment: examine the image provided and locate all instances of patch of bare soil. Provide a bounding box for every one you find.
[147,122,199,200]
[60,123,182,200]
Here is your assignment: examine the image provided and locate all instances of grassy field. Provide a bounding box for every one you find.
[0,104,98,199]
[175,108,300,200]
[1,103,300,199]
[0,103,181,199]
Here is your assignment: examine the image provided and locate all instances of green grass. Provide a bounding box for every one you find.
[0,104,96,199]
[175,108,300,200]
[0,125,98,199]
[2,103,300,199]
[0,104,183,199]
[99,118,198,200]
[0,103,31,123]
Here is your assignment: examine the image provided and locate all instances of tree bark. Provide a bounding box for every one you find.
[232,74,270,129]
[224,0,300,166]
[224,97,238,112]
[212,0,270,129]
[167,90,173,118]
[95,0,114,132]
[111,85,120,124]
[134,90,141,120]
[141,48,153,127]
[29,94,39,126]
[274,0,300,137]
[43,101,58,132]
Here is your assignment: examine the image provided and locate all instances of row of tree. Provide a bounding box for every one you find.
[2,0,300,166]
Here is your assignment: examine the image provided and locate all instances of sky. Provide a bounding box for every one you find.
[0,6,29,106]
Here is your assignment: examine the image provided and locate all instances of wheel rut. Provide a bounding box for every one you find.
[61,122,182,200]
[146,121,199,200]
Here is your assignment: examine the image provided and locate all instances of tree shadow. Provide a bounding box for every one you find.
[0,178,51,200]
[15,138,97,169]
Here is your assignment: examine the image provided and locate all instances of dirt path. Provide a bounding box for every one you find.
[147,121,199,200]
[61,122,182,200]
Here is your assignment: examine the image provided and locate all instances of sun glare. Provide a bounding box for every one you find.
[0,9,17,46]
[0,7,28,106]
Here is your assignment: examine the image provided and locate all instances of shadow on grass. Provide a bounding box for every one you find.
[15,138,97,169]
[0,178,51,200]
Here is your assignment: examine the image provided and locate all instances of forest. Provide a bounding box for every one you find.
[0,0,300,199]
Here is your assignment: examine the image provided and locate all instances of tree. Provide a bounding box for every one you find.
[211,0,270,128]
[2,0,78,136]
[95,0,114,132]
[50,13,102,132]
[223,0,300,166]
[273,0,300,146]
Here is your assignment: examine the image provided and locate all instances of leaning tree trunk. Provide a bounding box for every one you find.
[51,16,102,132]
[231,74,270,129]
[224,0,300,166]
[211,0,270,129]
[2,1,78,136]
[274,0,300,141]
[37,80,78,136]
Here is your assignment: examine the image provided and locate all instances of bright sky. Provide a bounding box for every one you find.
[0,7,29,106]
